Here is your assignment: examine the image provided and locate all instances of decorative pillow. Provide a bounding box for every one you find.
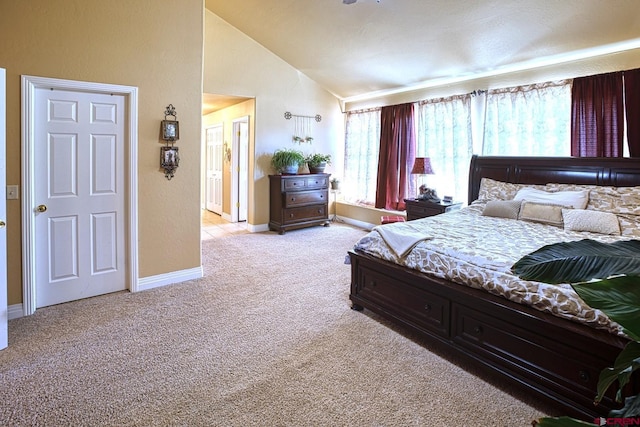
[482,200,522,219]
[562,209,621,235]
[514,187,589,209]
[518,202,564,227]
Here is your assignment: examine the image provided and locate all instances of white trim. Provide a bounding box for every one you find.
[137,267,203,292]
[21,75,139,316]
[8,304,23,320]
[247,223,269,233]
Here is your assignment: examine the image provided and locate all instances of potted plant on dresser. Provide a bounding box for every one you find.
[271,149,305,174]
[305,153,331,173]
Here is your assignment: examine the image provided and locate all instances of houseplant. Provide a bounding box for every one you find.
[511,239,640,426]
[271,149,305,174]
[305,153,331,173]
[330,177,340,190]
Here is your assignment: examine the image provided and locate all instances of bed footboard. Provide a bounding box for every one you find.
[349,249,628,420]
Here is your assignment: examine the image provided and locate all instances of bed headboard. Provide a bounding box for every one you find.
[468,155,640,205]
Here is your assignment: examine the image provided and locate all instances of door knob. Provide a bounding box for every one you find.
[0,220,5,228]
[36,204,48,213]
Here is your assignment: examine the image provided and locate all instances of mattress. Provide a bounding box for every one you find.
[354,202,628,335]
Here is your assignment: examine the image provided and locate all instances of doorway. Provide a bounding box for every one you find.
[21,76,139,315]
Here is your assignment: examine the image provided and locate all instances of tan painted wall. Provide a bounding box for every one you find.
[203,11,345,227]
[0,0,204,305]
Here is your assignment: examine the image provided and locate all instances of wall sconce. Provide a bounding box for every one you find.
[160,104,180,180]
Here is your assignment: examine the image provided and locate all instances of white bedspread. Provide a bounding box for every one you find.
[372,222,433,258]
[354,202,628,335]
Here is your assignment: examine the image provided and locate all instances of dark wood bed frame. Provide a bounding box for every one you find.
[349,155,640,420]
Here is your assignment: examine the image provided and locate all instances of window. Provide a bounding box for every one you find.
[416,95,473,203]
[343,80,573,206]
[483,81,571,156]
[343,109,381,205]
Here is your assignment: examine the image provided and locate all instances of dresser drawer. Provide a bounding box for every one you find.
[284,190,328,207]
[282,178,307,191]
[283,205,327,223]
[305,176,328,189]
[451,304,609,402]
[356,265,450,337]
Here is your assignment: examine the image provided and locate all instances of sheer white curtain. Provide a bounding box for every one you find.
[482,80,572,156]
[343,108,381,205]
[416,95,473,203]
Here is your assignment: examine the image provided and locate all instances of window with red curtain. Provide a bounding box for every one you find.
[375,103,416,211]
[571,71,624,157]
[624,68,640,157]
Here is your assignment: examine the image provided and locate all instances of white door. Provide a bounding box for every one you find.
[205,125,223,214]
[237,119,249,222]
[34,87,126,307]
[0,68,7,350]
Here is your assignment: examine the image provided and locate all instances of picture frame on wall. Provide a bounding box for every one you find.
[161,120,179,141]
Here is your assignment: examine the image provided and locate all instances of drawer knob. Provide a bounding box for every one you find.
[291,197,296,202]
[579,370,590,382]
[370,280,377,287]
[424,304,432,312]
[289,214,294,218]
[473,325,483,335]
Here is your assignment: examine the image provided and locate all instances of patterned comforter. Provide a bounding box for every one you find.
[354,202,627,335]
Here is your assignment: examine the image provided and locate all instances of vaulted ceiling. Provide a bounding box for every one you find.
[204,0,640,105]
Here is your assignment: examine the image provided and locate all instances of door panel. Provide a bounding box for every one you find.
[205,125,223,214]
[35,88,125,308]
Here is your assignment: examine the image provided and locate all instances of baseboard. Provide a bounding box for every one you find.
[8,304,24,320]
[248,223,269,232]
[137,266,203,292]
[337,217,375,231]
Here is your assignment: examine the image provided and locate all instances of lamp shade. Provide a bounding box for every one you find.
[410,157,434,175]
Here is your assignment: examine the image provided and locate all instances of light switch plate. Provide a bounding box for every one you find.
[7,185,18,200]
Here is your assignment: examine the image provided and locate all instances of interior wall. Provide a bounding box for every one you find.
[0,0,204,305]
[344,49,640,111]
[203,10,344,227]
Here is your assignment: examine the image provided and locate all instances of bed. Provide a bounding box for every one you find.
[348,155,640,420]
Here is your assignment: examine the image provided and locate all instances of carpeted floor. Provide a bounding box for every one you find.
[0,223,551,426]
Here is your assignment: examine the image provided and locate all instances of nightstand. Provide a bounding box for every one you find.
[404,198,462,220]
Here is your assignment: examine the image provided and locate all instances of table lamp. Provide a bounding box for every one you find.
[410,157,439,202]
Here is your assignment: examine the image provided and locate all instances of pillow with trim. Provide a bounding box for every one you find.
[482,200,522,219]
[562,209,621,235]
[518,201,564,227]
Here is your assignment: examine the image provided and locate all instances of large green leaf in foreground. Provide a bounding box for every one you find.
[512,239,640,284]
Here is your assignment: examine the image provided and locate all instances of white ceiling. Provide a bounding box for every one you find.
[204,0,640,106]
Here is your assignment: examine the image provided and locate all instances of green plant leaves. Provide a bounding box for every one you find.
[512,239,640,285]
[572,276,640,341]
[595,341,640,404]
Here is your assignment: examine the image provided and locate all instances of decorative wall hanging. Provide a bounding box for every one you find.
[160,104,180,180]
[284,111,321,144]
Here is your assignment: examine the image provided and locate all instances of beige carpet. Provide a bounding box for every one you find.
[0,223,551,426]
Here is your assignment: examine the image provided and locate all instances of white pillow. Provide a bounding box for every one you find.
[562,209,621,235]
[514,187,589,209]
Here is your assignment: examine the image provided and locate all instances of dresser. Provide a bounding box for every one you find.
[269,173,330,234]
[404,198,462,220]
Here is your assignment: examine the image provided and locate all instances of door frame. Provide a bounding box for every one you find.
[231,116,249,223]
[21,75,139,316]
